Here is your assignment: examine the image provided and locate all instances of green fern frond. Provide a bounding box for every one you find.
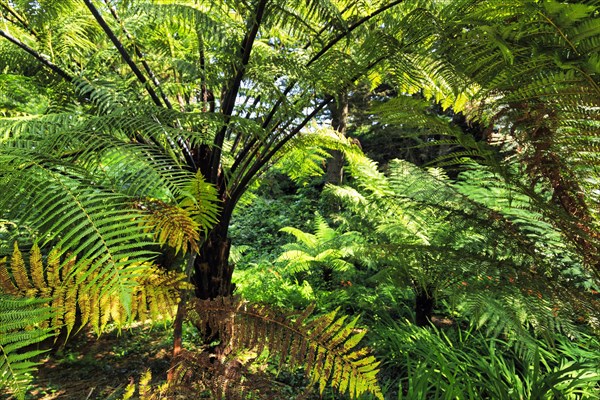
[279,227,318,249]
[273,126,365,184]
[278,213,359,277]
[179,171,221,236]
[0,294,54,400]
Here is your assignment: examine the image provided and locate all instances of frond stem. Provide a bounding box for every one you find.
[537,11,579,56]
[229,96,333,204]
[83,0,164,108]
[0,2,38,38]
[261,0,403,131]
[0,29,73,82]
[208,0,268,183]
[101,0,174,110]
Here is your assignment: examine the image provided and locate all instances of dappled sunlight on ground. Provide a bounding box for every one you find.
[27,323,172,400]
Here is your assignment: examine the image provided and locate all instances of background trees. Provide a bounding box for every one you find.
[1,0,600,398]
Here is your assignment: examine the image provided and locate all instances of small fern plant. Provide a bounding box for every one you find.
[277,213,360,289]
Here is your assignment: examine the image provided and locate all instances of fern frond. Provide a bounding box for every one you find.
[279,227,318,249]
[134,198,200,254]
[0,256,19,295]
[184,296,383,399]
[29,244,47,295]
[0,243,189,336]
[0,295,54,400]
[9,242,31,294]
[179,171,221,237]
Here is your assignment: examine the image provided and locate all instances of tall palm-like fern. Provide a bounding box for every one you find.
[443,0,600,270]
[0,2,422,396]
[326,155,596,332]
[0,0,421,301]
[377,0,600,274]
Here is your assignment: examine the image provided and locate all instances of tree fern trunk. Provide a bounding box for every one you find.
[415,287,434,327]
[325,92,348,186]
[192,223,234,300]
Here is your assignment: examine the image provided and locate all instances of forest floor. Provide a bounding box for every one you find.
[25,323,173,400]
[21,322,311,400]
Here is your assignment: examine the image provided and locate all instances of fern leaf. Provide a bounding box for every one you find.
[51,283,65,334]
[99,293,111,333]
[179,171,221,236]
[0,257,19,295]
[0,295,54,399]
[63,277,78,337]
[135,198,200,254]
[29,244,48,295]
[10,242,32,294]
[186,297,384,399]
[46,248,60,290]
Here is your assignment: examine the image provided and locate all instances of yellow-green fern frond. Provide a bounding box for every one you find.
[10,242,32,294]
[29,244,47,295]
[0,256,19,295]
[135,198,200,254]
[0,243,189,336]
[185,297,383,400]
[45,248,59,289]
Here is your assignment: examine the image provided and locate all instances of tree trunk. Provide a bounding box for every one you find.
[325,92,349,185]
[414,287,434,327]
[326,150,345,186]
[192,219,235,300]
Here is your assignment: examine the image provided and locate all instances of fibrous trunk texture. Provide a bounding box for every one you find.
[192,222,234,300]
[415,288,434,327]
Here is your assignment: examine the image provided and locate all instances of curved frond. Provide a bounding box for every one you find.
[0,243,189,336]
[180,297,383,400]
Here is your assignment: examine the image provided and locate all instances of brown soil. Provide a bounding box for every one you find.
[24,323,172,400]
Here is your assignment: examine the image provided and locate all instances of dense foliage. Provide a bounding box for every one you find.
[1,0,599,398]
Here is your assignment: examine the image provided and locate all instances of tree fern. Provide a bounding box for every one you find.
[430,0,600,268]
[0,0,419,304]
[326,154,598,332]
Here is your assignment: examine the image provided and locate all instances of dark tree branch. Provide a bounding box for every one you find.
[98,0,197,170]
[230,52,386,203]
[0,2,38,37]
[0,29,73,82]
[208,0,268,183]
[229,96,333,204]
[83,0,164,108]
[307,0,403,68]
[101,0,174,110]
[261,0,403,131]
